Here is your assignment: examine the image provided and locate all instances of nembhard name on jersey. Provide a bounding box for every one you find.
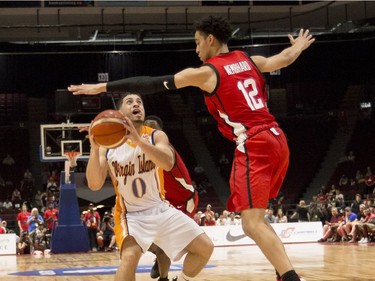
[223,61,251,75]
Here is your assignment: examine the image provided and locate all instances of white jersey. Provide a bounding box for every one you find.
[107,126,163,213]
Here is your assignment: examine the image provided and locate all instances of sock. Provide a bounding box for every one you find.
[176,272,194,281]
[281,270,300,281]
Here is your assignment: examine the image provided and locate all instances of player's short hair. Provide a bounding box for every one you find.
[144,115,163,130]
[116,92,142,109]
[194,16,232,44]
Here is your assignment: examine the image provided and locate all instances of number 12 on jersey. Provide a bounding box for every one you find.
[237,78,265,111]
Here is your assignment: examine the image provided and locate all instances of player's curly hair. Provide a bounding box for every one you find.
[194,16,232,44]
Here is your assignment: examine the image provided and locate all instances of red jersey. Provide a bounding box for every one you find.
[163,149,198,217]
[44,208,59,230]
[84,211,100,229]
[204,50,276,143]
[17,211,31,232]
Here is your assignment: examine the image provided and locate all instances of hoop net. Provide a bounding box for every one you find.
[64,151,81,184]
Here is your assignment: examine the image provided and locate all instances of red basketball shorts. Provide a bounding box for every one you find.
[228,126,289,211]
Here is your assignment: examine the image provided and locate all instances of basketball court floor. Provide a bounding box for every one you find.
[1,242,373,281]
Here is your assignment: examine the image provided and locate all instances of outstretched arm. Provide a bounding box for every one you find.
[251,28,315,73]
[68,76,175,96]
[67,66,216,95]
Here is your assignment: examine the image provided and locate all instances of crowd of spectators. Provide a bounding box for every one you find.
[1,132,374,258]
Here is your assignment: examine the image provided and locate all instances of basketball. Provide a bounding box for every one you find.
[91,109,128,149]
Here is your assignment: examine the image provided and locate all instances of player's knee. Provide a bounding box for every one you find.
[241,220,259,239]
[197,234,214,258]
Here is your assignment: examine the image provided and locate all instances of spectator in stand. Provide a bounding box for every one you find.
[34,190,44,210]
[333,194,346,213]
[348,205,370,243]
[204,204,214,218]
[23,169,33,182]
[11,187,22,207]
[337,207,357,241]
[363,194,373,208]
[0,222,5,234]
[360,207,375,243]
[84,203,100,251]
[17,203,31,235]
[356,170,365,184]
[2,197,13,210]
[2,153,15,177]
[1,220,9,233]
[318,207,341,242]
[222,210,230,220]
[365,166,373,178]
[43,202,59,233]
[46,176,59,195]
[364,168,375,194]
[264,209,276,223]
[328,184,340,197]
[275,208,288,223]
[290,200,310,222]
[308,201,324,222]
[347,150,355,162]
[350,194,363,217]
[193,211,203,226]
[216,214,227,226]
[338,174,349,188]
[49,169,60,183]
[41,167,49,190]
[27,208,44,233]
[226,212,240,226]
[203,213,216,226]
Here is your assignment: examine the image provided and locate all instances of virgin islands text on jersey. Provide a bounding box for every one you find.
[111,153,156,185]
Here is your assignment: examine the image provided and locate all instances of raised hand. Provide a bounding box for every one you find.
[67,83,107,95]
[288,28,315,51]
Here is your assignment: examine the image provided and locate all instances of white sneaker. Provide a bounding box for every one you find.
[358,237,365,243]
[362,238,369,243]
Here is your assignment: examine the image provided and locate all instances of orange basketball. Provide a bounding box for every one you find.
[91,110,128,149]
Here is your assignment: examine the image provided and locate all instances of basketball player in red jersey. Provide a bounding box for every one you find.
[69,16,314,281]
[144,115,199,219]
[144,115,199,280]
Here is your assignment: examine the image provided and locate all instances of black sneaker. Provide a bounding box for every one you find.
[150,259,160,279]
[158,278,169,281]
[171,277,178,281]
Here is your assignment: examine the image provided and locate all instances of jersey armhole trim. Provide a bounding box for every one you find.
[203,63,220,96]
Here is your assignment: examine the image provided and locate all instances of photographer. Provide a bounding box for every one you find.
[18,231,32,255]
[100,212,116,251]
[29,222,48,252]
[27,208,44,233]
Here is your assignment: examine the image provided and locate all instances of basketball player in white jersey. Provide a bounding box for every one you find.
[85,92,213,281]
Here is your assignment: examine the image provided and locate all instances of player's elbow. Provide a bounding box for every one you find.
[162,159,175,172]
[87,178,105,191]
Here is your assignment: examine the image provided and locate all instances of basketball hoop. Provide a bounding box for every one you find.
[64,151,81,184]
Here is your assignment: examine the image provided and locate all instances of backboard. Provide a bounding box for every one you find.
[40,123,91,162]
